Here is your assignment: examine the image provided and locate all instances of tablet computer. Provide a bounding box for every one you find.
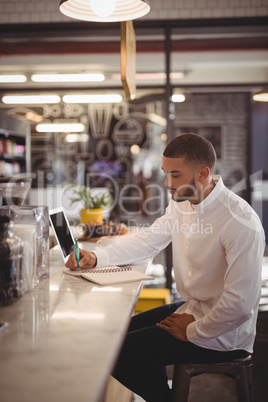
[49,207,75,263]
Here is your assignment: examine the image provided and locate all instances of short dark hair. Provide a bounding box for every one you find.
[163,133,217,171]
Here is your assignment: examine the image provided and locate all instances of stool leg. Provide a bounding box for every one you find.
[172,365,191,402]
[235,365,254,402]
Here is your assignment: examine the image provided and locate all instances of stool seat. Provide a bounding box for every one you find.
[135,288,171,313]
[172,354,254,402]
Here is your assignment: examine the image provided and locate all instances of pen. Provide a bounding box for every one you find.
[74,238,80,272]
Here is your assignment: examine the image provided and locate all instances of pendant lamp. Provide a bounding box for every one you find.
[253,86,268,102]
[59,0,150,22]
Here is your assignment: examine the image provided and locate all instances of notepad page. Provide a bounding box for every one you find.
[81,269,154,285]
[63,266,154,285]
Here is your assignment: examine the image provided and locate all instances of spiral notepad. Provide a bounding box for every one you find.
[63,266,154,286]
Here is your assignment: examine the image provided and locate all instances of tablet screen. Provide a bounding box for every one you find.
[49,208,74,263]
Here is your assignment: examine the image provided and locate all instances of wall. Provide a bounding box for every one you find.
[251,100,268,240]
[174,92,250,199]
[0,0,268,25]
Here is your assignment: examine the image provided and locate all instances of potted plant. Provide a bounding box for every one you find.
[65,184,111,224]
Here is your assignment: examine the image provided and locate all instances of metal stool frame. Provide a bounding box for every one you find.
[172,354,254,402]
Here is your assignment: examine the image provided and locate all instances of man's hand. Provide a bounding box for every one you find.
[65,249,97,270]
[156,313,195,341]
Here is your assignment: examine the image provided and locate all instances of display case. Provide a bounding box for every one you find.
[0,112,30,176]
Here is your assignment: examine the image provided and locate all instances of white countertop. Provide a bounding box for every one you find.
[0,242,151,402]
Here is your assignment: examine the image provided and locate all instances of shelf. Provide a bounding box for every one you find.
[0,112,31,176]
[0,154,26,162]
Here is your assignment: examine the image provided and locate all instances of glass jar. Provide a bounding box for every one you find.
[0,205,50,287]
[0,177,32,206]
[0,215,24,305]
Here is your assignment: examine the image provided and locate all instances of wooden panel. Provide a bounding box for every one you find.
[121,21,136,101]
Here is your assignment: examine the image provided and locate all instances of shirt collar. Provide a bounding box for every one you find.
[190,175,224,212]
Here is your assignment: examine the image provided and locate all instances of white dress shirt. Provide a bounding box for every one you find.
[94,176,265,352]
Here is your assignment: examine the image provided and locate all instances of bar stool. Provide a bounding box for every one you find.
[172,354,254,402]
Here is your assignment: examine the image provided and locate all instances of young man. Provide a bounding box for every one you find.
[66,134,265,402]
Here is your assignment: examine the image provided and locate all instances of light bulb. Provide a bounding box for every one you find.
[91,0,116,18]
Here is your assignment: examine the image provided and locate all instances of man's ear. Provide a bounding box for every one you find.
[197,166,210,182]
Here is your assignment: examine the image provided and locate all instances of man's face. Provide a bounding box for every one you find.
[162,156,198,203]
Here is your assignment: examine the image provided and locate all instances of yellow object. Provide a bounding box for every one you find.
[80,208,103,224]
[135,288,171,313]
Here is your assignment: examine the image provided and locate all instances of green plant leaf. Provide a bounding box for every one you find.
[64,184,111,210]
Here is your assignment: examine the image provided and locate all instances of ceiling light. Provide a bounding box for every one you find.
[63,94,123,103]
[172,94,185,103]
[65,134,79,142]
[31,73,105,83]
[253,86,268,102]
[36,123,85,133]
[171,72,185,80]
[65,133,89,143]
[2,95,61,104]
[0,75,27,83]
[25,112,43,123]
[59,0,150,22]
[112,72,185,81]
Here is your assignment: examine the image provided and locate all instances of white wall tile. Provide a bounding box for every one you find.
[185,0,195,9]
[10,13,20,23]
[235,8,247,16]
[224,8,235,17]
[246,7,257,15]
[1,13,8,23]
[213,8,224,17]
[5,4,13,13]
[205,0,218,7]
[30,12,39,22]
[257,7,267,15]
[180,9,191,18]
[220,0,230,8]
[202,8,214,18]
[231,0,241,6]
[192,9,202,18]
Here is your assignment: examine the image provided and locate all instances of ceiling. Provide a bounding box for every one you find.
[0,18,268,98]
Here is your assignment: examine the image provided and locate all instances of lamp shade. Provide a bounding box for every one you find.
[253,86,268,102]
[59,0,150,22]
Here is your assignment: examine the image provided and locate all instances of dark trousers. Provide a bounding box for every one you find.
[112,301,248,402]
